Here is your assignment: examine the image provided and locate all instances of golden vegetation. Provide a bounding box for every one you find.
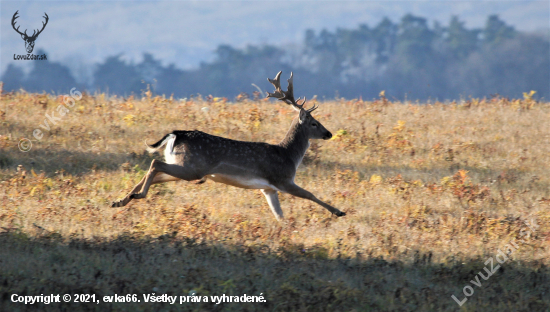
[1,91,549,311]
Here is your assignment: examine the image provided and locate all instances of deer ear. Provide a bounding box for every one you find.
[298,109,307,124]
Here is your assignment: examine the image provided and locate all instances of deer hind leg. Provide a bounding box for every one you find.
[261,189,283,221]
[111,173,150,207]
[280,183,346,217]
[112,159,200,207]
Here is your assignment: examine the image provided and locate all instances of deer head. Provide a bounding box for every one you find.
[267,71,332,140]
[12,11,49,54]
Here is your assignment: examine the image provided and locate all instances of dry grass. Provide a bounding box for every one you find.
[1,91,549,311]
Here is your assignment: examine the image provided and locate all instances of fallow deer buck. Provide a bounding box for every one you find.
[112,71,346,221]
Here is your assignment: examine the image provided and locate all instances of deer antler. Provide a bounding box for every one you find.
[267,71,316,112]
[11,11,26,37]
[12,11,48,40]
[31,13,49,39]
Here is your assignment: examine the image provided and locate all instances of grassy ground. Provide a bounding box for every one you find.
[1,90,549,311]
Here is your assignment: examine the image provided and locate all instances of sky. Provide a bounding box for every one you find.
[1,0,549,80]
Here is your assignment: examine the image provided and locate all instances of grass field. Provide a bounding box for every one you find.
[1,90,549,311]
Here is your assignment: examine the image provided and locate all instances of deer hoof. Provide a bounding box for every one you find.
[334,211,346,217]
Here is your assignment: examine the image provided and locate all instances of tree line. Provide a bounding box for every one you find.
[2,14,548,101]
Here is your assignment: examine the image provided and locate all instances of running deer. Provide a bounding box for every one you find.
[112,71,346,221]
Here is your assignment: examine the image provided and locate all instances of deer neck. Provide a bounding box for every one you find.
[278,118,310,167]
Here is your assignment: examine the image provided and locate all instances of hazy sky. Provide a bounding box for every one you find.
[1,0,549,78]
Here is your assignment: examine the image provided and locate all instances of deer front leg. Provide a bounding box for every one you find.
[280,183,346,217]
[261,189,284,221]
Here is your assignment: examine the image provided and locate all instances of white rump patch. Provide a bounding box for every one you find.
[163,134,177,164]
